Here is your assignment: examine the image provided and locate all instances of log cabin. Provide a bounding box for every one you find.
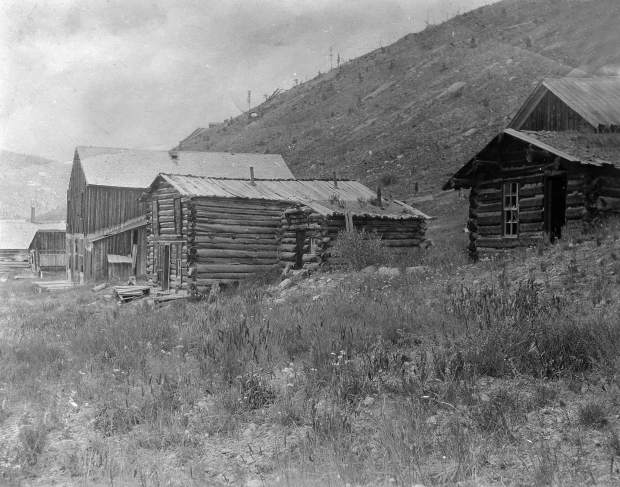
[141,174,430,294]
[445,77,620,256]
[66,147,293,282]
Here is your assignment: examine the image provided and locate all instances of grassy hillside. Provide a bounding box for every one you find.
[175,0,620,216]
[0,150,70,220]
[1,221,619,485]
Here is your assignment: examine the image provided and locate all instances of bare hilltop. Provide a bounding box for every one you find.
[175,0,620,212]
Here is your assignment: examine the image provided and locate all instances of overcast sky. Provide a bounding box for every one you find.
[1,0,497,161]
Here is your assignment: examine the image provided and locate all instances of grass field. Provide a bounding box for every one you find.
[0,222,619,486]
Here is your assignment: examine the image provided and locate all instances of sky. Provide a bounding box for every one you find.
[0,0,497,162]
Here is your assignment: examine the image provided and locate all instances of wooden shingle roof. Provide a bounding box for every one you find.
[75,147,293,189]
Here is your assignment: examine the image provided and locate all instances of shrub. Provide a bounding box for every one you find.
[330,229,392,270]
[379,172,398,186]
[578,401,608,429]
[17,418,48,466]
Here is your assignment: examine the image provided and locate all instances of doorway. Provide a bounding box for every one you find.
[544,175,567,241]
[161,244,171,291]
[294,230,306,269]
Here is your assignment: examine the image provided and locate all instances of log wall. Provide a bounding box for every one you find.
[353,216,426,247]
[280,207,327,270]
[468,173,546,255]
[187,197,290,294]
[146,182,189,291]
[592,171,620,214]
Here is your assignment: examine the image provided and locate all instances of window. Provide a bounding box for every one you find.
[310,237,321,255]
[152,200,159,237]
[503,182,519,237]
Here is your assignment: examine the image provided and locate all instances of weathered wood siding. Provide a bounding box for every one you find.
[85,186,145,234]
[30,231,65,252]
[518,90,593,132]
[188,197,289,293]
[67,153,87,235]
[85,228,147,282]
[66,152,147,281]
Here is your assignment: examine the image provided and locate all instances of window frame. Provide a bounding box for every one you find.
[503,181,519,238]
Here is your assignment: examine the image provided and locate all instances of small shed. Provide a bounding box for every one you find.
[0,220,66,273]
[29,223,66,272]
[141,174,430,294]
[444,129,620,255]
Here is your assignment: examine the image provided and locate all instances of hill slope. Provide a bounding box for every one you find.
[175,0,620,215]
[0,150,70,220]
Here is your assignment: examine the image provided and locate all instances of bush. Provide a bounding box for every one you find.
[578,401,608,429]
[330,229,392,270]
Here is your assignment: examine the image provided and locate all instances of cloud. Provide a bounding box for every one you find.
[0,0,496,160]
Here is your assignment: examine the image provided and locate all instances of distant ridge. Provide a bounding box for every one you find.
[0,150,70,220]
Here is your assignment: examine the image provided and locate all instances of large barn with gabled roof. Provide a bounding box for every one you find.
[445,77,620,256]
[66,146,294,282]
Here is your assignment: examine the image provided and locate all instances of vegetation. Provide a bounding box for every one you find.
[0,222,619,485]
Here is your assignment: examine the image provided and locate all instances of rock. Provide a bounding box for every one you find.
[290,269,309,281]
[278,278,293,290]
[462,128,477,137]
[377,266,400,277]
[440,81,466,98]
[362,396,375,407]
[405,265,429,274]
[243,422,257,439]
[361,265,377,274]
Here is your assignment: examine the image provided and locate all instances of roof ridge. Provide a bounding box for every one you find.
[159,173,358,182]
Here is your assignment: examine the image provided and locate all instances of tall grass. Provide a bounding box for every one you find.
[0,228,618,484]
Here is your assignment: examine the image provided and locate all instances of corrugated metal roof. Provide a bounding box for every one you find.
[543,77,620,129]
[76,146,294,188]
[157,174,430,219]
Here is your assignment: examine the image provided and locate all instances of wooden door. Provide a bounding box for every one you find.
[544,174,567,241]
[294,230,306,269]
[161,244,171,291]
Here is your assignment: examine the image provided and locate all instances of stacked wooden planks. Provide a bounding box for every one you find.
[34,280,76,293]
[113,285,151,302]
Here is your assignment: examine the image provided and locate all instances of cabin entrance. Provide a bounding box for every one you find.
[160,244,171,291]
[294,230,306,269]
[544,174,567,241]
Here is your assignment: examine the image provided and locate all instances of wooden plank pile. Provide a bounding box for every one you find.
[113,285,151,303]
[34,280,76,293]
